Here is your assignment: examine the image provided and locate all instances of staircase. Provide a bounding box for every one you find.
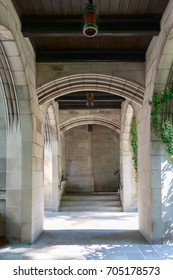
[59,192,123,212]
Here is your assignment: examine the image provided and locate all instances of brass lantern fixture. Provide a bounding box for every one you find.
[86,92,94,107]
[83,0,98,37]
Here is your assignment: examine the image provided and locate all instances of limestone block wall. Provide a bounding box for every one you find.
[0,0,45,243]
[59,109,121,129]
[92,125,120,192]
[64,125,94,193]
[37,62,145,89]
[64,124,120,193]
[138,0,173,243]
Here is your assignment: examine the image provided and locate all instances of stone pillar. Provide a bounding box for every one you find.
[0,81,6,236]
[44,104,64,211]
[120,102,137,211]
[137,102,152,242]
[44,141,53,211]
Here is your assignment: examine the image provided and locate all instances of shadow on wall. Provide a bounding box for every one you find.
[161,155,173,244]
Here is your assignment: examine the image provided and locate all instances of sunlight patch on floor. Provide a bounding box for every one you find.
[44,212,138,231]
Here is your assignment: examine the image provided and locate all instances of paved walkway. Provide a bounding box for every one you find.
[1,212,173,260]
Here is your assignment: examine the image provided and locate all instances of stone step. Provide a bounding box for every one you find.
[61,193,120,201]
[59,192,122,212]
[59,206,123,212]
[61,200,121,207]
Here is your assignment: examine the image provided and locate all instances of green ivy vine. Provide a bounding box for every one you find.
[131,116,138,172]
[148,88,173,157]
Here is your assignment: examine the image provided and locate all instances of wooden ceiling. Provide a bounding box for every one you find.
[11,0,170,109]
[55,92,125,110]
[11,0,170,62]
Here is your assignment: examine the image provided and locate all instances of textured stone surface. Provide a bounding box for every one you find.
[64,124,120,193]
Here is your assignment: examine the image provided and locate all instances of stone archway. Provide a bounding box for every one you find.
[37,74,144,106]
[59,114,121,134]
[62,123,120,193]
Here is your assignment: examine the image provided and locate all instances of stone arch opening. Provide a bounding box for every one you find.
[59,115,121,134]
[61,123,120,194]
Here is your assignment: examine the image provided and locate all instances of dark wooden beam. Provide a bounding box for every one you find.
[36,49,145,62]
[58,103,122,110]
[22,16,160,37]
[56,92,125,109]
[56,93,125,102]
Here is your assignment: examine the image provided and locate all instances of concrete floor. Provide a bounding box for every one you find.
[1,211,173,260]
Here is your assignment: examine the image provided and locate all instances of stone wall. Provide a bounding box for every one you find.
[64,124,120,193]
[37,62,145,89]
[92,125,120,192]
[138,0,173,243]
[0,0,44,243]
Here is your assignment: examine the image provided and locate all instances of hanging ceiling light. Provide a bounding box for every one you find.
[83,0,98,37]
[86,92,94,107]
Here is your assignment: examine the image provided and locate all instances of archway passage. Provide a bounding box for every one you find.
[59,124,123,213]
[63,124,120,194]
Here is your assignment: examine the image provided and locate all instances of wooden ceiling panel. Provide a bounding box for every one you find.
[11,0,170,62]
[127,0,141,14]
[12,0,169,17]
[71,0,84,16]
[12,0,33,16]
[41,0,54,15]
[137,0,150,13]
[51,0,63,16]
[145,0,169,14]
[109,0,121,15]
[31,1,44,16]
[118,0,131,15]
[100,0,110,15]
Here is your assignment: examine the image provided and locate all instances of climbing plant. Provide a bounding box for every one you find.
[131,116,138,172]
[148,88,173,158]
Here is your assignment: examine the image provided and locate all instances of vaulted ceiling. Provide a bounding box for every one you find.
[11,0,170,109]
